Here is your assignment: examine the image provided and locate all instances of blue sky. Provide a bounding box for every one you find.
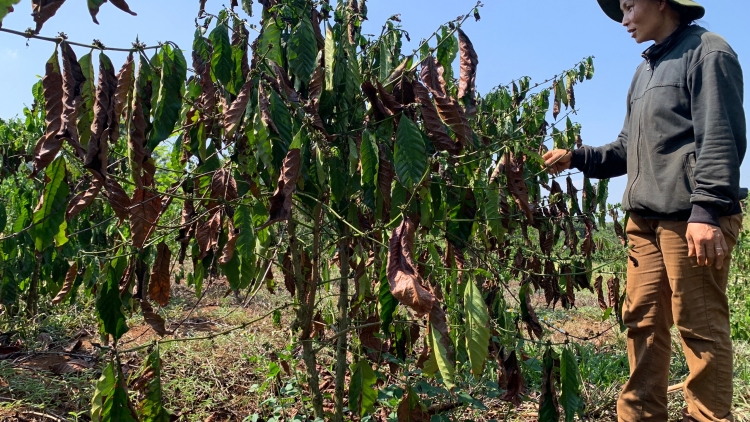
[1,0,748,204]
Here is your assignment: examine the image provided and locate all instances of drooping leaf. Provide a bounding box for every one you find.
[258,18,283,66]
[394,116,427,192]
[51,261,77,305]
[103,177,131,222]
[519,282,543,339]
[129,188,161,249]
[506,152,533,222]
[594,276,607,311]
[429,306,455,390]
[31,0,66,33]
[77,52,96,148]
[30,156,69,252]
[560,346,584,422]
[209,21,233,87]
[84,52,117,182]
[148,242,171,307]
[360,130,379,211]
[31,49,64,177]
[59,42,87,158]
[112,53,135,128]
[457,29,478,115]
[539,348,560,422]
[261,148,301,229]
[140,299,170,337]
[386,217,435,316]
[413,81,458,155]
[397,388,430,422]
[196,210,221,259]
[498,349,525,406]
[287,14,317,84]
[137,346,172,421]
[223,79,253,137]
[348,359,377,417]
[148,45,186,150]
[464,276,490,379]
[96,258,129,341]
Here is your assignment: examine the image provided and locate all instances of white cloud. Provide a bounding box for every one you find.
[4,49,18,60]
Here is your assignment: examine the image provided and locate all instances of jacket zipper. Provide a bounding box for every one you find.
[628,56,655,209]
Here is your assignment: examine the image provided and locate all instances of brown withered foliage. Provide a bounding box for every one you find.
[457,29,478,115]
[419,57,447,97]
[112,53,135,125]
[386,217,436,317]
[397,392,430,422]
[607,277,620,310]
[84,55,118,182]
[378,144,395,220]
[498,349,525,407]
[541,260,561,307]
[89,0,137,25]
[103,177,131,222]
[31,0,66,33]
[129,188,161,249]
[269,61,299,104]
[209,168,238,210]
[59,42,87,158]
[581,216,596,257]
[258,83,279,135]
[218,218,238,265]
[553,99,561,121]
[51,262,77,305]
[594,276,608,310]
[149,242,172,307]
[282,248,295,297]
[505,153,534,222]
[567,82,576,110]
[224,80,253,137]
[196,211,222,259]
[522,286,544,339]
[129,88,149,189]
[140,298,170,336]
[413,81,459,155]
[376,81,403,115]
[262,148,301,229]
[362,80,390,122]
[66,178,102,220]
[539,350,560,416]
[610,209,628,246]
[31,51,64,177]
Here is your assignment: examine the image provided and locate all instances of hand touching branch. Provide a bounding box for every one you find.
[543,149,572,175]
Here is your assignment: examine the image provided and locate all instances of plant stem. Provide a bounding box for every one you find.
[25,252,42,317]
[333,228,350,422]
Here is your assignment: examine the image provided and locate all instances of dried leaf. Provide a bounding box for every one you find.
[258,83,279,135]
[129,87,148,189]
[140,299,170,336]
[59,42,87,158]
[457,29,478,115]
[196,211,222,259]
[129,188,161,249]
[218,218,238,266]
[261,149,301,229]
[581,216,596,257]
[498,349,525,406]
[210,168,239,207]
[224,79,253,137]
[362,80,390,122]
[397,391,430,422]
[282,248,295,297]
[378,144,394,221]
[51,262,77,305]
[103,177,131,221]
[148,242,172,307]
[31,50,64,177]
[89,0,137,24]
[269,61,299,104]
[84,53,118,182]
[386,217,436,317]
[522,285,543,339]
[376,81,403,115]
[432,93,472,149]
[413,81,458,155]
[607,277,620,310]
[505,153,533,222]
[66,178,102,220]
[31,0,66,33]
[419,57,446,97]
[112,53,134,129]
[594,276,607,310]
[50,359,92,375]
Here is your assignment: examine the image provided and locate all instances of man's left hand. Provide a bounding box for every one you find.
[686,222,728,269]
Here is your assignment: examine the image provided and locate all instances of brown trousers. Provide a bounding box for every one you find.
[616,213,743,422]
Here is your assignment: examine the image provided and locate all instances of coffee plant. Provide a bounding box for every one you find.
[0,0,632,420]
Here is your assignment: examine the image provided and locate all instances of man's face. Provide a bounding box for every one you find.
[620,0,667,44]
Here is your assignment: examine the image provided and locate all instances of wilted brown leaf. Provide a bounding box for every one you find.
[522,286,543,339]
[129,90,148,189]
[567,83,576,110]
[258,84,279,135]
[50,359,92,375]
[51,262,77,305]
[506,153,533,222]
[210,168,239,208]
[362,80,390,122]
[581,216,596,257]
[66,178,102,220]
[261,149,301,229]
[219,218,238,266]
[84,53,118,182]
[196,211,222,259]
[31,50,64,177]
[563,266,575,309]
[397,392,430,422]
[376,81,403,115]
[59,42,87,158]
[594,276,607,310]
[413,81,459,155]
[140,298,170,336]
[378,144,394,220]
[89,0,136,24]
[282,248,295,297]
[457,29,478,115]
[224,79,253,137]
[553,98,561,121]
[498,349,525,406]
[103,177,131,221]
[386,217,436,317]
[539,349,559,415]
[31,0,66,33]
[607,277,620,310]
[541,260,561,308]
[359,314,386,355]
[112,53,134,131]
[433,93,472,149]
[149,242,172,307]
[419,57,447,98]
[129,188,161,249]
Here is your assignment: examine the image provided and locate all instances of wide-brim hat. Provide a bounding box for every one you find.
[597,0,705,23]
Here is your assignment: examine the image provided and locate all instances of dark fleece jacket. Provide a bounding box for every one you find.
[572,24,746,226]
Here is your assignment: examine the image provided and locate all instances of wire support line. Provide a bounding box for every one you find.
[0,27,164,52]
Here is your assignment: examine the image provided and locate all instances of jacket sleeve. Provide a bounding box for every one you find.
[570,90,630,180]
[687,50,746,226]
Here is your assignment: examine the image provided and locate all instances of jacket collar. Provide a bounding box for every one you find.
[642,24,692,63]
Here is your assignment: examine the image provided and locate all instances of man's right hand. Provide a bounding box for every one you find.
[543,149,573,175]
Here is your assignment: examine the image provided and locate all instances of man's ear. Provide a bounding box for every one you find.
[657,0,669,12]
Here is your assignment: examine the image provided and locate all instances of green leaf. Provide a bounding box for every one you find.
[360,130,379,211]
[484,181,506,242]
[0,201,7,233]
[288,15,317,84]
[560,346,584,422]
[596,179,609,227]
[252,109,273,171]
[436,26,458,87]
[30,156,69,252]
[148,45,187,150]
[349,359,378,417]
[268,88,293,170]
[193,28,211,65]
[322,23,336,114]
[209,22,233,86]
[258,18,283,66]
[0,0,21,24]
[241,0,253,15]
[0,273,19,306]
[394,117,427,191]
[104,370,137,422]
[234,203,257,290]
[464,277,490,380]
[378,256,397,335]
[139,346,172,422]
[91,362,116,422]
[583,177,596,214]
[96,258,129,341]
[430,320,455,390]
